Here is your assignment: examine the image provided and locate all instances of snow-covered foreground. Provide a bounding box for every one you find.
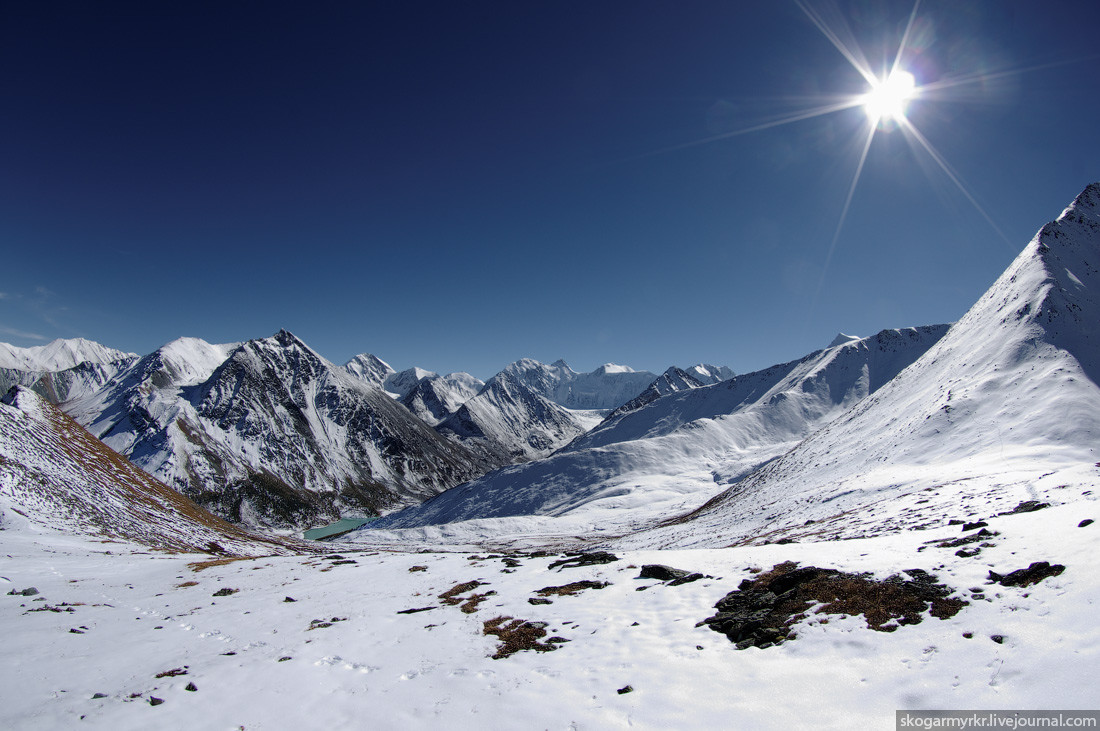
[3,498,1097,730]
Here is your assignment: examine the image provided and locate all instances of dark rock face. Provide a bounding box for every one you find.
[637,564,710,585]
[701,562,966,650]
[988,561,1066,587]
[68,330,493,530]
[547,552,619,571]
[998,501,1050,516]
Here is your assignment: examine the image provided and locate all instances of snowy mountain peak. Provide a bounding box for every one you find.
[498,358,655,410]
[828,333,862,348]
[0,337,135,372]
[343,353,396,389]
[641,183,1100,548]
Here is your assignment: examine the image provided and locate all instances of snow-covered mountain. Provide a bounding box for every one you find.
[400,372,485,426]
[501,358,657,410]
[0,387,293,555]
[435,369,591,464]
[0,356,138,405]
[342,353,395,389]
[0,337,138,405]
[634,182,1100,549]
[0,337,134,372]
[606,363,735,420]
[368,325,948,531]
[65,331,490,530]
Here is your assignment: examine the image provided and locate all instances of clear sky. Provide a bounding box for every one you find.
[1,1,1097,380]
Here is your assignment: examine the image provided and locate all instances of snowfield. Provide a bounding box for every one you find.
[1,501,1097,729]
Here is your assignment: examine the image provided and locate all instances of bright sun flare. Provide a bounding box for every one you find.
[861,70,916,122]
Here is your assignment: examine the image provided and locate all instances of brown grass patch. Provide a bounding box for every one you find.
[187,557,254,572]
[482,616,563,659]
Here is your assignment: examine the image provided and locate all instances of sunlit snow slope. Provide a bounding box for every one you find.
[367,325,947,532]
[635,182,1100,549]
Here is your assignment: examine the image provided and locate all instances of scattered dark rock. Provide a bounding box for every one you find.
[221,651,236,656]
[937,529,998,549]
[330,560,357,566]
[617,685,634,695]
[483,616,560,659]
[955,548,981,558]
[283,596,296,603]
[774,538,796,545]
[501,558,522,568]
[408,565,428,573]
[148,696,164,706]
[669,573,708,586]
[155,668,187,678]
[962,521,988,531]
[91,692,107,699]
[278,656,292,662]
[8,587,39,596]
[307,617,347,630]
[69,628,85,634]
[988,561,1065,587]
[702,562,966,650]
[534,580,610,597]
[637,564,692,581]
[397,606,437,614]
[963,632,973,639]
[323,554,345,560]
[947,519,965,526]
[991,634,1005,644]
[212,587,237,597]
[547,552,619,571]
[1079,519,1094,528]
[999,501,1049,516]
[528,597,553,606]
[185,682,197,692]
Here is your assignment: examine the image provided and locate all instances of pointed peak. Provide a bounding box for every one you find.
[1066,181,1100,217]
[550,358,570,369]
[828,333,862,349]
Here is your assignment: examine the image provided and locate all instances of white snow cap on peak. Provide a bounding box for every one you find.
[828,333,862,348]
[595,363,634,374]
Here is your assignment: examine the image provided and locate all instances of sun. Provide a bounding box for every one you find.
[861,70,916,124]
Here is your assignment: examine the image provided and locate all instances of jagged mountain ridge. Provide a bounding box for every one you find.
[368,325,948,530]
[66,331,491,530]
[0,387,295,555]
[435,369,591,465]
[501,358,658,410]
[631,182,1100,549]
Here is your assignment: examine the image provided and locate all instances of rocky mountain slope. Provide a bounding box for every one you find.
[0,387,293,555]
[435,369,592,464]
[64,331,490,530]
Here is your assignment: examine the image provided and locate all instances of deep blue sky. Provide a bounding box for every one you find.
[2,1,1098,379]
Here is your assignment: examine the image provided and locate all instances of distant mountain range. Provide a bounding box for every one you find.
[1,328,733,531]
[5,183,1098,549]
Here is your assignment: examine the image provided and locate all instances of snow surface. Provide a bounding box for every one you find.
[1,500,1096,729]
